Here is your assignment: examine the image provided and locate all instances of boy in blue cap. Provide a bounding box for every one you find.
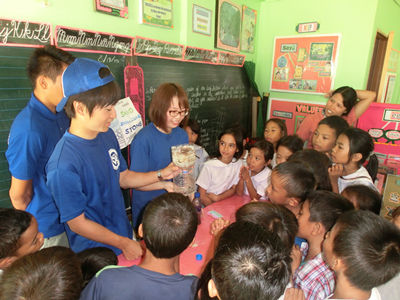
[6,46,75,248]
[46,58,178,260]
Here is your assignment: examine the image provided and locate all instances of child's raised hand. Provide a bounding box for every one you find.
[324,90,334,99]
[284,288,306,300]
[210,217,230,236]
[160,162,181,180]
[251,198,259,202]
[328,164,344,179]
[239,165,251,182]
[291,244,303,273]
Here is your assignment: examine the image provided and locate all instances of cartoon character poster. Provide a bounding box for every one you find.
[270,34,341,94]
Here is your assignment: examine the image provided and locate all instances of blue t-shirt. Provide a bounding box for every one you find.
[6,93,69,238]
[80,265,197,300]
[129,122,188,228]
[46,129,132,255]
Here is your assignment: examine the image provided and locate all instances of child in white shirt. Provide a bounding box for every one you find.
[235,140,274,200]
[329,128,378,194]
[196,127,243,206]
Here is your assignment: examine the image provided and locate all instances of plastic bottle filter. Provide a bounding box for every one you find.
[171,144,196,196]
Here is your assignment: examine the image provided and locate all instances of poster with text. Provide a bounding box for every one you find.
[140,0,173,28]
[270,34,341,94]
[357,102,400,174]
[268,98,326,135]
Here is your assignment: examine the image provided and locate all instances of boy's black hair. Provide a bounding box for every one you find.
[333,210,400,290]
[307,191,354,232]
[288,149,333,191]
[195,260,216,300]
[273,161,317,202]
[331,86,357,117]
[0,246,83,300]
[77,247,118,289]
[0,208,32,259]
[26,45,75,88]
[276,135,304,155]
[211,221,292,300]
[236,202,298,249]
[318,115,349,138]
[342,185,382,215]
[65,68,121,118]
[342,128,378,181]
[216,127,244,160]
[250,140,274,162]
[186,119,202,146]
[142,193,198,259]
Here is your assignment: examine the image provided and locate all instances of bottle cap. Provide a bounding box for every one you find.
[196,254,203,261]
[195,192,200,198]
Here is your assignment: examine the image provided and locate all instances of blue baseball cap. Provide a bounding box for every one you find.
[56,58,115,112]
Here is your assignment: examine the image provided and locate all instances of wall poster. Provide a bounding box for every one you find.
[215,0,241,53]
[192,5,212,36]
[268,98,325,135]
[382,73,396,103]
[140,0,173,28]
[94,0,128,19]
[388,48,400,72]
[240,5,256,53]
[270,34,341,94]
[357,102,400,175]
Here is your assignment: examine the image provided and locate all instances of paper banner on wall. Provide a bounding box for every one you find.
[270,34,341,94]
[110,97,143,149]
[268,98,326,135]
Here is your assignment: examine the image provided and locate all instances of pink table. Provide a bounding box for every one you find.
[118,195,251,276]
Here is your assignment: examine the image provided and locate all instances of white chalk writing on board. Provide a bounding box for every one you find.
[56,27,132,54]
[0,19,51,45]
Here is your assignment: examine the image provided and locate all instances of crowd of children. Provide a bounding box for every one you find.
[1,45,400,300]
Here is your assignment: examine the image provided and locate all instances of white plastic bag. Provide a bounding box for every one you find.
[110,97,143,149]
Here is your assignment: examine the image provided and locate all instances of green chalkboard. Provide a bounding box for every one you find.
[137,56,251,157]
[0,46,126,208]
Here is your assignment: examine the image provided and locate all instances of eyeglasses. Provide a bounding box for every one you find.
[169,109,189,117]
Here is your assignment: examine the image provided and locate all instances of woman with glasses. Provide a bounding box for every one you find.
[129,83,190,229]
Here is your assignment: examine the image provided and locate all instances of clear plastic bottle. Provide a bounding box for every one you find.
[193,192,202,225]
[173,165,195,196]
[172,144,196,196]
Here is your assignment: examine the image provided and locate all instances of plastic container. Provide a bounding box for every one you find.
[193,192,202,225]
[171,144,196,196]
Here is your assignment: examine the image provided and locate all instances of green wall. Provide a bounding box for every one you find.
[1,0,261,63]
[3,0,400,102]
[255,0,379,104]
